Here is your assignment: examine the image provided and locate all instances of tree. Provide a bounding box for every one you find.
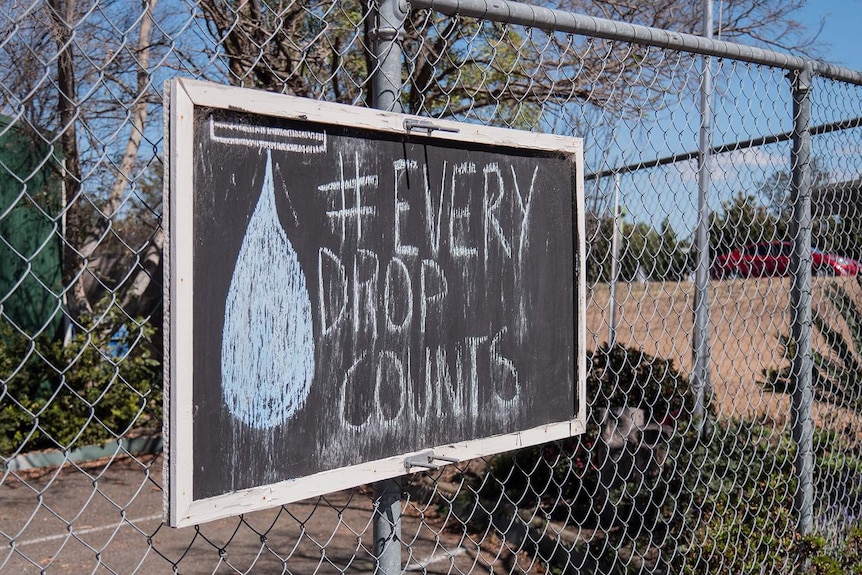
[757,157,830,219]
[0,0,164,327]
[756,161,861,261]
[566,0,817,53]
[708,192,787,257]
[586,213,690,283]
[0,0,167,451]
[195,0,821,124]
[0,0,825,331]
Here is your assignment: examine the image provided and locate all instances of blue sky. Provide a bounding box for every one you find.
[594,1,862,237]
[799,0,862,72]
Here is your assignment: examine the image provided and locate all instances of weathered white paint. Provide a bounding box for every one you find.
[183,78,578,151]
[166,79,197,528]
[220,150,315,429]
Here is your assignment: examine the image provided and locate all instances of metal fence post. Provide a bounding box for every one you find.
[371,0,407,572]
[372,0,407,113]
[692,0,713,432]
[372,477,403,575]
[608,173,621,349]
[790,62,814,536]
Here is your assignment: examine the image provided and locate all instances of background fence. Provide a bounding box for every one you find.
[2,0,862,573]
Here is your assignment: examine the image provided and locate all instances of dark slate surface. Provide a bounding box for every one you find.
[191,108,577,499]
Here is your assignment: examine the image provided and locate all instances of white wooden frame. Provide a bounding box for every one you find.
[164,78,586,528]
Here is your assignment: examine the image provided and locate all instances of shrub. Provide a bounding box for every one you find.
[679,419,798,574]
[478,344,696,573]
[679,421,862,575]
[0,303,161,457]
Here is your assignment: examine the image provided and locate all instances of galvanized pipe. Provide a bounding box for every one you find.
[585,115,862,181]
[410,0,862,85]
[692,0,713,432]
[372,0,408,572]
[790,62,815,536]
[608,173,621,349]
[372,477,403,574]
[373,0,408,112]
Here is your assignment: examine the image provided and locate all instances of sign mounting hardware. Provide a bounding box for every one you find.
[402,118,460,135]
[403,451,461,471]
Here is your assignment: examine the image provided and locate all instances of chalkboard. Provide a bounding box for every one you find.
[165,79,586,527]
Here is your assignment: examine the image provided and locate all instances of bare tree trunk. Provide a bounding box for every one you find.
[48,0,159,324]
[114,0,164,333]
[80,0,157,258]
[47,0,90,318]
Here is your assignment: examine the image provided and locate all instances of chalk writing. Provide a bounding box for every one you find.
[189,103,578,504]
[316,155,543,433]
[320,152,378,245]
[209,117,327,153]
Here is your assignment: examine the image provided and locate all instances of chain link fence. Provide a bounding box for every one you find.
[2,0,862,572]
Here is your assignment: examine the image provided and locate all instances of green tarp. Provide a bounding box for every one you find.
[0,116,63,339]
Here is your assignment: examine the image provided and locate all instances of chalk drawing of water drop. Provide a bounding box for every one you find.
[221,150,315,429]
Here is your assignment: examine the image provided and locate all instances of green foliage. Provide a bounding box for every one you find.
[680,420,798,574]
[477,337,862,574]
[0,304,161,457]
[809,526,862,574]
[708,191,788,257]
[762,275,862,413]
[678,420,862,575]
[707,163,862,273]
[403,18,543,126]
[587,214,691,284]
[588,343,695,423]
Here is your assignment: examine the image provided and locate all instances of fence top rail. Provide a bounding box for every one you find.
[411,0,862,86]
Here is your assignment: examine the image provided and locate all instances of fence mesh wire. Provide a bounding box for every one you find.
[1,0,862,573]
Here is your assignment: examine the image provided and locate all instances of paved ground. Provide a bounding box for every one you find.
[1,454,532,574]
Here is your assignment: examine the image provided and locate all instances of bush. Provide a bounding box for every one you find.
[679,421,862,575]
[587,343,695,424]
[478,344,696,573]
[679,419,798,574]
[475,344,862,574]
[0,303,161,457]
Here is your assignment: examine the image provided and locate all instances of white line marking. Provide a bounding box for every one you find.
[318,175,379,192]
[16,514,164,547]
[405,547,467,571]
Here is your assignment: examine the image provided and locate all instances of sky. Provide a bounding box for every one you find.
[799,0,862,72]
[597,0,862,237]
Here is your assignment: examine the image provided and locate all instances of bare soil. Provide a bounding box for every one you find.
[585,276,862,429]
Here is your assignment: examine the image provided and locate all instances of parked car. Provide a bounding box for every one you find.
[711,241,862,279]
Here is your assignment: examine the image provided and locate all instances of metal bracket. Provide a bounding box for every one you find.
[403,118,460,135]
[404,451,460,470]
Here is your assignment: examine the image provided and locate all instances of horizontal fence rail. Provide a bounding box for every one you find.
[413,0,862,84]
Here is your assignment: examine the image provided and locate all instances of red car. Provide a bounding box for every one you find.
[711,241,862,279]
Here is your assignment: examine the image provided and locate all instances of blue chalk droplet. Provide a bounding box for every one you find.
[221,150,315,429]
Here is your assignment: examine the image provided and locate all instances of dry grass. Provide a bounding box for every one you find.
[585,276,862,429]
